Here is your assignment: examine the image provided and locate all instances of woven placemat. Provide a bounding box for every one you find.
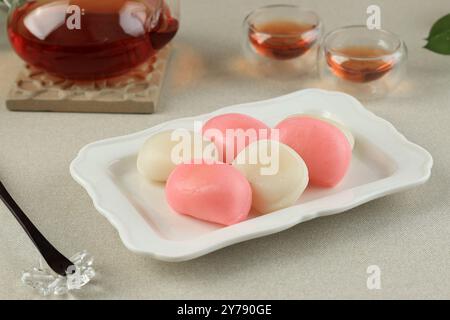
[6,46,171,114]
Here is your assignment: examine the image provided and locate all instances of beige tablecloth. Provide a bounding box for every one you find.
[0,0,449,299]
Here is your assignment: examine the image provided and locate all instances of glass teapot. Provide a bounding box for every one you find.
[2,0,179,80]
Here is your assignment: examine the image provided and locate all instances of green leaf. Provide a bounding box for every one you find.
[425,29,450,55]
[425,14,450,55]
[427,13,450,40]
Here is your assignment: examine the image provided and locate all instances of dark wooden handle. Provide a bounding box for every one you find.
[0,180,73,276]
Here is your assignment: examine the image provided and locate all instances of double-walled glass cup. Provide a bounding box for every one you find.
[318,25,407,98]
[242,4,322,75]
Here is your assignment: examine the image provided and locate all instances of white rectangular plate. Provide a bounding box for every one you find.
[70,89,433,261]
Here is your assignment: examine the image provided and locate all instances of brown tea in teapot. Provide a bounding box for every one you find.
[8,0,178,80]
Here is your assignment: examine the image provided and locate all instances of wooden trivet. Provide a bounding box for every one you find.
[6,47,171,114]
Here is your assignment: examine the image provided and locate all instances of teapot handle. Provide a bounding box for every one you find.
[0,0,30,12]
[0,0,11,13]
[1,0,25,11]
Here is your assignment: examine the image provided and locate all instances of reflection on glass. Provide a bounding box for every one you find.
[7,0,179,80]
[318,26,407,99]
[241,5,322,77]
